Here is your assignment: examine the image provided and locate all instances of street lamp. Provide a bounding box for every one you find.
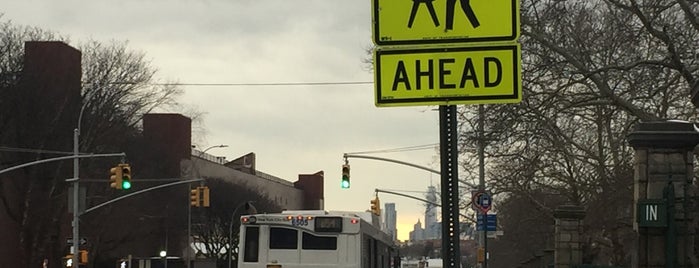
[228,202,256,268]
[70,97,91,268]
[196,144,229,157]
[159,250,167,268]
[187,144,227,268]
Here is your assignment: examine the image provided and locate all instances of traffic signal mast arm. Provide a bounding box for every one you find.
[83,178,204,216]
[343,153,478,189]
[0,152,126,177]
[375,188,475,223]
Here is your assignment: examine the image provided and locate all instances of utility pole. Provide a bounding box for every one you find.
[71,128,80,268]
[478,105,487,268]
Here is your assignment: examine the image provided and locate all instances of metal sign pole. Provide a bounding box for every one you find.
[478,104,487,268]
[440,105,461,268]
[664,182,677,268]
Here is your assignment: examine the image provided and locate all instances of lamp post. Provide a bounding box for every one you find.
[187,144,227,268]
[159,250,167,268]
[70,100,90,268]
[228,202,256,268]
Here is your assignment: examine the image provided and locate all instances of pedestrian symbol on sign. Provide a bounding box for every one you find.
[408,0,440,28]
[446,0,480,30]
[407,0,481,30]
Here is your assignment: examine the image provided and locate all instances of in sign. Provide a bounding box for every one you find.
[636,199,666,227]
[645,204,658,221]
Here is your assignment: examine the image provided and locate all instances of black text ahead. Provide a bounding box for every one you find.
[374,44,521,107]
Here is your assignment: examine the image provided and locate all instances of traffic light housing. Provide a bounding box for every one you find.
[120,164,132,190]
[190,188,200,207]
[63,254,74,267]
[341,164,350,189]
[201,186,210,207]
[109,164,132,190]
[109,166,123,189]
[370,197,381,216]
[79,250,88,265]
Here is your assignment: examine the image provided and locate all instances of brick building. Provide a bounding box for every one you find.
[0,41,323,268]
[142,113,325,212]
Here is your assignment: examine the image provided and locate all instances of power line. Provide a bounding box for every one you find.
[83,81,374,87]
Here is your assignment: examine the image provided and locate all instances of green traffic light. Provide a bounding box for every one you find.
[341,177,350,189]
[122,181,131,190]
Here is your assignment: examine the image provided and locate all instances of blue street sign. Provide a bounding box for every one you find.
[476,214,497,231]
[472,190,493,213]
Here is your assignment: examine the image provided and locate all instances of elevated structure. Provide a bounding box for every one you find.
[142,113,324,211]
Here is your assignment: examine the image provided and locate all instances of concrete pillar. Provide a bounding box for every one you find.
[627,120,699,268]
[553,205,585,268]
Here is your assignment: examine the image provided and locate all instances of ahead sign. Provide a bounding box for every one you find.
[374,44,521,107]
[372,0,520,45]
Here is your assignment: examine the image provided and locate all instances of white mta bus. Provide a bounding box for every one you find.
[238,210,400,268]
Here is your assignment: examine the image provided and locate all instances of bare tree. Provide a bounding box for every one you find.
[192,178,281,268]
[0,18,183,267]
[79,40,181,152]
[457,0,698,266]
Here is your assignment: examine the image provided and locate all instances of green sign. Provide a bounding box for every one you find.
[637,199,667,227]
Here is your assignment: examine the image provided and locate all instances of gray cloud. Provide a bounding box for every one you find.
[5,0,443,240]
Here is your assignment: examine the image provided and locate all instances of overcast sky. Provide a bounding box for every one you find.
[4,0,444,240]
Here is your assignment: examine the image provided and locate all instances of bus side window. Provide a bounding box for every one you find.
[302,232,337,250]
[270,227,298,249]
[243,226,260,262]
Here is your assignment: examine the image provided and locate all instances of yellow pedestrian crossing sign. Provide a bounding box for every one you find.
[372,0,520,45]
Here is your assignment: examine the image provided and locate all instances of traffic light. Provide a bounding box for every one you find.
[477,247,485,263]
[190,188,200,207]
[120,164,132,190]
[109,165,123,189]
[63,254,74,267]
[341,164,350,189]
[79,250,88,265]
[201,186,210,207]
[370,197,381,216]
[109,164,132,190]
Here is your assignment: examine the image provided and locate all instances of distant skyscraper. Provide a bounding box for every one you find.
[409,219,425,242]
[424,185,441,239]
[409,185,445,242]
[384,203,397,241]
